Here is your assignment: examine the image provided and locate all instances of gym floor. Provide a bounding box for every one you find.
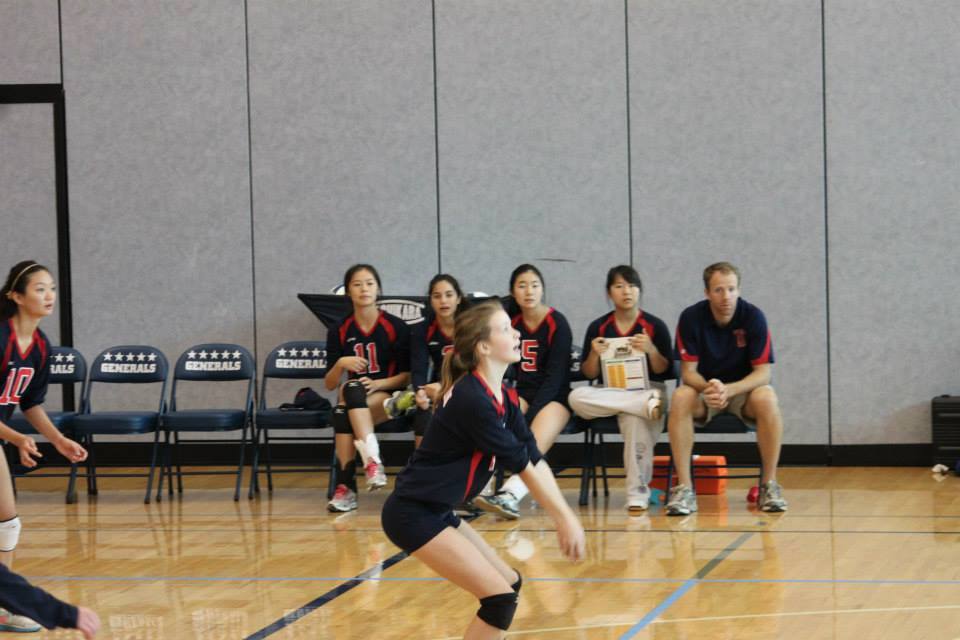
[8,467,959,639]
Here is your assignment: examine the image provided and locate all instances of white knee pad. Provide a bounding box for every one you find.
[0,516,22,552]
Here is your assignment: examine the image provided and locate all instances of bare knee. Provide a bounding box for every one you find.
[670,385,699,415]
[747,385,780,419]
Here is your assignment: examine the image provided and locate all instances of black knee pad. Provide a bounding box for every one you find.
[342,380,367,410]
[331,405,351,434]
[511,568,522,593]
[413,408,432,437]
[477,592,518,631]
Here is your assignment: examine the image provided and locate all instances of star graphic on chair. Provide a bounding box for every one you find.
[126,353,136,362]
[147,353,157,361]
[300,348,310,357]
[277,348,287,357]
[187,350,197,359]
[199,350,208,359]
[232,350,241,359]
[103,352,113,361]
[210,351,220,359]
[222,350,232,359]
[54,353,64,362]
[136,353,146,362]
[311,349,322,357]
[65,353,75,362]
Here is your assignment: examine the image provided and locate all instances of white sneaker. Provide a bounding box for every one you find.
[643,391,664,420]
[327,484,358,513]
[626,485,651,513]
[0,608,41,633]
[364,460,387,491]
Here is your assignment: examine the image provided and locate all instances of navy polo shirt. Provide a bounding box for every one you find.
[674,298,774,383]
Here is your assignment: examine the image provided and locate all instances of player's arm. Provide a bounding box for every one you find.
[0,563,101,637]
[644,336,670,375]
[526,319,572,418]
[518,459,585,561]
[22,406,87,463]
[580,324,602,380]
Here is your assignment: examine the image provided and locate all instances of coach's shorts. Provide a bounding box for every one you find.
[381,494,461,554]
[699,392,756,429]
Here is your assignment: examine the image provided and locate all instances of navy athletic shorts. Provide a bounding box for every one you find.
[381,494,461,553]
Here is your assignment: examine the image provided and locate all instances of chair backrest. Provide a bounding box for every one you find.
[174,344,255,382]
[84,345,169,413]
[569,344,585,383]
[48,346,87,385]
[262,341,328,380]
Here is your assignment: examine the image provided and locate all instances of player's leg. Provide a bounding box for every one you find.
[483,402,570,517]
[666,385,707,516]
[413,528,517,639]
[742,385,787,512]
[0,450,40,633]
[343,380,389,492]
[455,518,522,590]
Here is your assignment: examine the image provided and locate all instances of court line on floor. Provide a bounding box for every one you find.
[240,550,409,640]
[26,574,960,587]
[432,602,960,638]
[22,526,960,535]
[619,531,755,639]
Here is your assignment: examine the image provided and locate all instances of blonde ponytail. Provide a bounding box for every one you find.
[436,300,503,402]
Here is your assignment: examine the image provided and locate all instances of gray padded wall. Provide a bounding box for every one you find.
[825,2,960,444]
[61,2,254,413]
[435,0,630,337]
[0,104,61,354]
[0,0,60,84]
[248,0,437,367]
[628,1,828,444]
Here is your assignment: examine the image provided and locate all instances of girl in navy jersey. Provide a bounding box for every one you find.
[325,264,410,513]
[0,261,89,633]
[475,264,572,520]
[382,301,584,639]
[569,265,673,512]
[409,274,468,447]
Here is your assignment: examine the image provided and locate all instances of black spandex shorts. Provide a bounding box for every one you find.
[381,494,461,554]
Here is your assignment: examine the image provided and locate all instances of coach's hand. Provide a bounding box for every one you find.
[590,336,609,357]
[703,379,729,409]
[339,356,368,374]
[557,515,586,561]
[54,437,88,463]
[16,435,42,468]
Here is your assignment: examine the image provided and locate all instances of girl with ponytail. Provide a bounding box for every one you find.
[381,301,585,639]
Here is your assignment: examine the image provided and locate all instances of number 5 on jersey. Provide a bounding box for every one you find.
[520,340,538,372]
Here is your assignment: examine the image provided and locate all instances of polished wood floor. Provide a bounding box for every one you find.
[7,466,960,639]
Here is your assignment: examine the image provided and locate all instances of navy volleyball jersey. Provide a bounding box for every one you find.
[0,319,51,423]
[326,310,411,381]
[510,308,572,415]
[580,309,675,383]
[674,298,774,383]
[410,317,453,389]
[392,372,542,507]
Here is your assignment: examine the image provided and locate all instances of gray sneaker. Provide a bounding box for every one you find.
[0,608,42,632]
[758,480,788,512]
[666,484,698,516]
[474,491,520,520]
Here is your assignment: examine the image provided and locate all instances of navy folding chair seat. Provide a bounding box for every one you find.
[67,345,168,504]
[250,341,332,498]
[156,344,255,502]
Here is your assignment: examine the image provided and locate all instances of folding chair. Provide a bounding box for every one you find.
[155,344,255,502]
[4,346,87,488]
[67,345,169,504]
[249,341,332,498]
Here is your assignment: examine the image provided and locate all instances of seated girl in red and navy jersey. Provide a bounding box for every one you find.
[0,261,89,633]
[409,274,468,448]
[474,264,572,520]
[382,300,584,639]
[324,264,410,513]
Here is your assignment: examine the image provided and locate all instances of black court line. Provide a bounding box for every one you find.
[243,550,409,640]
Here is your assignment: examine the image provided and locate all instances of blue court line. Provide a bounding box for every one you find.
[241,550,409,640]
[619,531,755,639]
[22,526,960,535]
[25,573,960,587]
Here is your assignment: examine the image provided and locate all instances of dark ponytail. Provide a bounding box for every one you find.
[1,261,50,320]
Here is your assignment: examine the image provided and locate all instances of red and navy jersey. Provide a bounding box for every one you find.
[410,317,453,388]
[0,319,51,423]
[510,308,572,418]
[580,309,675,383]
[675,298,774,383]
[326,310,410,381]
[392,372,542,507]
